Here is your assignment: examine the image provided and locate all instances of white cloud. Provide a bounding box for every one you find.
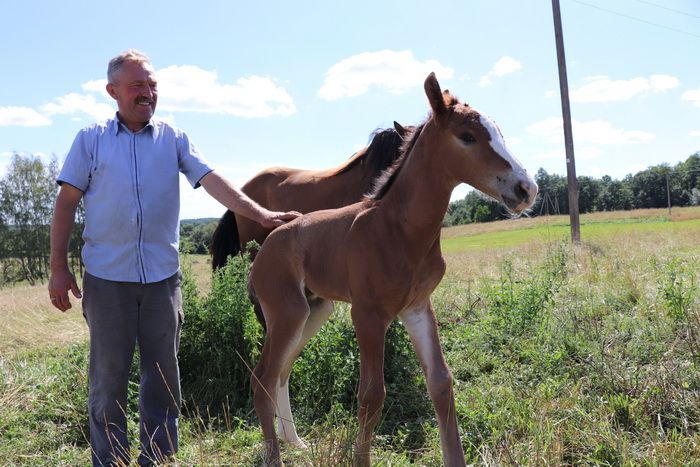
[533,146,600,161]
[527,117,655,145]
[533,149,564,161]
[157,113,177,126]
[0,106,52,127]
[690,130,700,137]
[41,93,115,121]
[570,74,679,103]
[683,88,700,107]
[2,66,295,128]
[578,146,603,159]
[81,79,110,99]
[479,56,522,87]
[155,66,295,118]
[318,50,454,100]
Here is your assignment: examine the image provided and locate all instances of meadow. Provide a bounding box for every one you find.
[1,206,700,465]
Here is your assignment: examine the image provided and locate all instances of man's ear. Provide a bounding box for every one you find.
[106,83,118,100]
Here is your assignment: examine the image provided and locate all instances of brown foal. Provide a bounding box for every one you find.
[210,124,409,268]
[248,73,538,466]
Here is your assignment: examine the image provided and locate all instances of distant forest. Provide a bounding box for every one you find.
[1,152,698,284]
[443,152,700,226]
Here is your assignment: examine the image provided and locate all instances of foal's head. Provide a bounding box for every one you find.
[424,73,537,214]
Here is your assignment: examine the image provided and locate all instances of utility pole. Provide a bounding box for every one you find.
[552,0,581,243]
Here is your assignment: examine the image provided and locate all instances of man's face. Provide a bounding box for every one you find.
[106,60,158,131]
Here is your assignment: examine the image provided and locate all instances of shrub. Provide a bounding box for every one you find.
[178,252,262,420]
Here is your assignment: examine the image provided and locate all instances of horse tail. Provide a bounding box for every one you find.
[247,275,267,333]
[210,210,241,270]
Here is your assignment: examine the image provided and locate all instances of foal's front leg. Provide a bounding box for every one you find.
[400,302,466,467]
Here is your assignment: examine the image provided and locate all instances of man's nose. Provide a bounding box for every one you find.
[141,84,153,98]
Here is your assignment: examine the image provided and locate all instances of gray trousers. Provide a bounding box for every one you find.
[82,271,183,466]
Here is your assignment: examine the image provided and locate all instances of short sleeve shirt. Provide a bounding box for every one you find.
[58,115,213,283]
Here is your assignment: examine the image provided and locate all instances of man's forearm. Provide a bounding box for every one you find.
[200,171,269,223]
[50,185,82,271]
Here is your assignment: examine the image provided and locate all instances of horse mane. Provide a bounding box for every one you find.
[332,127,405,177]
[367,122,425,201]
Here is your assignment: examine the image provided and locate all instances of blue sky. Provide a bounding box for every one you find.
[1,0,699,219]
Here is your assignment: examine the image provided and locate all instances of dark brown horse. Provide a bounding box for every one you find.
[210,125,409,268]
[248,73,538,466]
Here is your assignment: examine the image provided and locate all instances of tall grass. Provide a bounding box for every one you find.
[2,209,700,464]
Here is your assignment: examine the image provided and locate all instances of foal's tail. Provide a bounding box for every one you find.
[210,210,241,270]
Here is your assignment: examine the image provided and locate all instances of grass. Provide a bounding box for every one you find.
[2,206,700,465]
[441,205,700,253]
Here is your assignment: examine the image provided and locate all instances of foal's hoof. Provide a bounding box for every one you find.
[284,437,308,450]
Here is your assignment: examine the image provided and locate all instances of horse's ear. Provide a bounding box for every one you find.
[393,121,409,138]
[424,72,447,119]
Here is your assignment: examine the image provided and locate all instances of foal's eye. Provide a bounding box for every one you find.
[459,133,476,145]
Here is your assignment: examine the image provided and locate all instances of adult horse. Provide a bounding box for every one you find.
[248,73,538,466]
[210,124,409,269]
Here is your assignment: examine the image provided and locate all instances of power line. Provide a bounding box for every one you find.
[631,0,700,20]
[570,0,700,39]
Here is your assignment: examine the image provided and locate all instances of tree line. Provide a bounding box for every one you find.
[0,154,84,285]
[1,151,698,285]
[444,152,700,226]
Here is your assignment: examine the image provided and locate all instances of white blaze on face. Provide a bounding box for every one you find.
[477,113,525,173]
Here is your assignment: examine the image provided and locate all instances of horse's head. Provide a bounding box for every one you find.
[423,73,537,214]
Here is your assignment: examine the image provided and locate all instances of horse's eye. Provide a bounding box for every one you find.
[459,133,476,145]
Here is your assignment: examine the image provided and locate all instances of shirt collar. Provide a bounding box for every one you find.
[111,112,157,140]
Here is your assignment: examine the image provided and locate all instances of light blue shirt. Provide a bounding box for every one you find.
[58,115,213,283]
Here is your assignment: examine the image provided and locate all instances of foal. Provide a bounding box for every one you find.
[248,73,538,466]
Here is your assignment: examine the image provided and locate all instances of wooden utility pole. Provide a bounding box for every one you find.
[552,0,581,243]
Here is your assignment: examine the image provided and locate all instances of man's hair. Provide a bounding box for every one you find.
[107,49,152,84]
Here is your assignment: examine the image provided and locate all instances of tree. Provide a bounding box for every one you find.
[674,153,700,206]
[0,153,59,284]
[629,165,670,209]
[180,220,218,254]
[595,175,633,211]
[577,176,600,213]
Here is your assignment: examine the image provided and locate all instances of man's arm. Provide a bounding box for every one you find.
[199,171,300,228]
[48,183,83,312]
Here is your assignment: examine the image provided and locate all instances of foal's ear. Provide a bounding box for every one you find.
[393,121,409,138]
[424,72,447,119]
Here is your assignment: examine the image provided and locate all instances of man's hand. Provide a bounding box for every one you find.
[259,210,302,229]
[48,267,82,312]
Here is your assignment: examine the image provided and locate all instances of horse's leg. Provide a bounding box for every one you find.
[276,297,334,447]
[351,306,390,467]
[252,292,311,467]
[400,302,466,467]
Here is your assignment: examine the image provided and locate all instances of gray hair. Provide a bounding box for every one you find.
[107,49,152,84]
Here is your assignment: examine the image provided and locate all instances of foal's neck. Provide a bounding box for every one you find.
[380,125,456,249]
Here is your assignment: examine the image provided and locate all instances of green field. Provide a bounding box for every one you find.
[2,207,700,465]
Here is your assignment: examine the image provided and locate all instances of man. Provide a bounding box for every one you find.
[48,49,299,466]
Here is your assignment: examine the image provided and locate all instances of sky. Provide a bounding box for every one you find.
[1,0,699,219]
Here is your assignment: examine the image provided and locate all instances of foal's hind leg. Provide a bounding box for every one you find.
[252,292,311,466]
[276,297,334,447]
[400,302,466,467]
[352,305,391,467]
